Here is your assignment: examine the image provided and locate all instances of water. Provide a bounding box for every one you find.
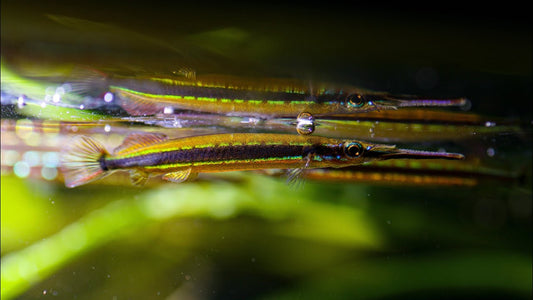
[1,3,531,300]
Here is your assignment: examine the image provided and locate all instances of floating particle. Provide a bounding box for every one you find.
[486,147,495,157]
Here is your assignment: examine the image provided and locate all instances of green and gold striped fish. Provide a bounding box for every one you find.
[60,132,464,188]
[79,71,469,117]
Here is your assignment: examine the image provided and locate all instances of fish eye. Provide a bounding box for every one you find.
[347,94,366,108]
[344,142,364,158]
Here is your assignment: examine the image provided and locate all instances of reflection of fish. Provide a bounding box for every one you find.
[60,133,464,188]
[299,159,525,187]
[123,110,523,143]
[82,71,469,117]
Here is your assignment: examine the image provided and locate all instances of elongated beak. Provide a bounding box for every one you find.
[367,144,465,160]
[368,95,470,110]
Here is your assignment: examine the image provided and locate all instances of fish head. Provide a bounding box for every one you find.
[342,93,399,113]
[325,140,465,167]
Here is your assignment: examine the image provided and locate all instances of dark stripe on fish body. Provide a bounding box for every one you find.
[103,144,340,170]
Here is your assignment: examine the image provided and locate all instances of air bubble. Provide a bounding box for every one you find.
[41,167,58,180]
[163,106,174,114]
[296,112,315,135]
[104,92,114,103]
[17,95,27,108]
[42,152,60,168]
[56,86,66,95]
[13,161,31,178]
[2,150,20,166]
[62,83,72,92]
[16,119,34,139]
[22,151,40,166]
[52,93,61,103]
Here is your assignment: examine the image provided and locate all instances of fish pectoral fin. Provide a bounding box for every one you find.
[286,168,305,189]
[130,170,149,186]
[286,153,312,189]
[162,169,197,183]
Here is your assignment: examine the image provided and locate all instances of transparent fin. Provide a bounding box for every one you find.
[286,168,306,190]
[113,133,168,156]
[67,66,109,98]
[162,169,196,183]
[286,154,311,189]
[112,88,166,116]
[60,135,110,188]
[130,169,149,186]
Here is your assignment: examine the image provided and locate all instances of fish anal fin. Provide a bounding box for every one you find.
[130,169,149,186]
[162,169,197,183]
[113,133,168,155]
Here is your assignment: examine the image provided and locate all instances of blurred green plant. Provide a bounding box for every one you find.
[1,173,382,299]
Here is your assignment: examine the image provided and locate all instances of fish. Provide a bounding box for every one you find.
[75,70,469,118]
[60,132,464,188]
[122,110,524,142]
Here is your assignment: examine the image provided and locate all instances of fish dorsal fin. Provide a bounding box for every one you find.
[162,168,197,183]
[112,87,165,116]
[113,133,168,156]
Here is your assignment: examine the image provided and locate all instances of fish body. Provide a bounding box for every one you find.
[60,132,464,188]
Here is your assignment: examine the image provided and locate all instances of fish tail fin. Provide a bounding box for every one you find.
[60,135,110,187]
[67,66,110,97]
